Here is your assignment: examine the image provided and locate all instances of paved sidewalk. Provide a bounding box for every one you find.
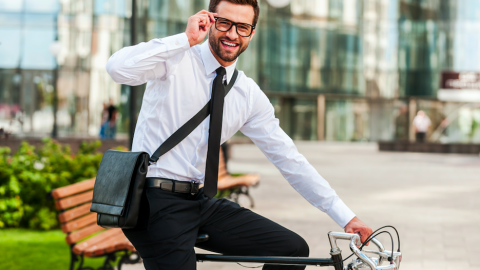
[125,142,480,270]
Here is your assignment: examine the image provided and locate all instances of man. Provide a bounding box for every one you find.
[413,110,431,142]
[106,99,118,139]
[106,1,372,269]
[100,99,118,139]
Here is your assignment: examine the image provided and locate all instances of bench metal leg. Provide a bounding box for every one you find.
[243,187,255,208]
[69,245,78,270]
[76,255,94,270]
[95,253,116,270]
[224,187,255,208]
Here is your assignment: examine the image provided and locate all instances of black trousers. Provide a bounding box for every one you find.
[122,188,309,270]
[416,132,426,142]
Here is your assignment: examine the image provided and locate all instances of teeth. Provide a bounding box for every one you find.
[222,41,237,47]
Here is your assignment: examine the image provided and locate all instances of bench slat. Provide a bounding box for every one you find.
[115,242,136,252]
[66,223,104,245]
[58,203,92,223]
[218,174,260,190]
[105,238,135,253]
[83,233,129,257]
[51,179,95,199]
[62,212,97,233]
[55,191,94,210]
[72,229,122,255]
[113,243,136,254]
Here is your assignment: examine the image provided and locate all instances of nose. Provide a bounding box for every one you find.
[226,25,239,40]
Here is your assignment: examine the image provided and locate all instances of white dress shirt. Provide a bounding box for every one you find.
[106,33,355,227]
[413,115,431,132]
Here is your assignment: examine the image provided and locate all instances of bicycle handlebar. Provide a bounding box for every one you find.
[328,232,402,270]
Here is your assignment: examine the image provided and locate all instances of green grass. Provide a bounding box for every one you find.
[0,229,107,270]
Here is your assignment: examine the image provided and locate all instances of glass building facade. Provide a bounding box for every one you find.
[1,0,480,142]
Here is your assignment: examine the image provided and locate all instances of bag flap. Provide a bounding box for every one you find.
[91,150,147,216]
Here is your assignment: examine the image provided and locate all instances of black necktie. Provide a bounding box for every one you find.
[204,67,226,198]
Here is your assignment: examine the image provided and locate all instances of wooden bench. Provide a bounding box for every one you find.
[51,179,139,270]
[50,149,259,270]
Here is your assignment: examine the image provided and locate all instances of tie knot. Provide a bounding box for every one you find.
[216,67,226,77]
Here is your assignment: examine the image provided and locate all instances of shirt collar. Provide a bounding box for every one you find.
[200,40,237,84]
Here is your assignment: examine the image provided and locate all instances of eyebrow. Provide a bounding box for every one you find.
[216,16,255,26]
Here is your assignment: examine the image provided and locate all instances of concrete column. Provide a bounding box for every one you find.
[408,98,417,142]
[279,97,293,136]
[317,95,325,141]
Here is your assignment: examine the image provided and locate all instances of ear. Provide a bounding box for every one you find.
[249,28,256,41]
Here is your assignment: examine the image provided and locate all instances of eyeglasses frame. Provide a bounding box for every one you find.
[213,16,256,37]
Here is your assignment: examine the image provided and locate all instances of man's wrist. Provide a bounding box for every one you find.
[185,32,194,47]
[344,216,357,228]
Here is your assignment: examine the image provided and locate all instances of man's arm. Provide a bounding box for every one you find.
[240,86,372,242]
[106,10,216,86]
[106,33,190,86]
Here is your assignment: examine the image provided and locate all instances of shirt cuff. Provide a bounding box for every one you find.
[162,33,191,56]
[326,198,356,228]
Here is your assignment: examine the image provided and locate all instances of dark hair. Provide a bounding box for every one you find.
[208,0,260,26]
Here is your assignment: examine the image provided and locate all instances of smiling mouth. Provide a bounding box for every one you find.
[221,40,239,48]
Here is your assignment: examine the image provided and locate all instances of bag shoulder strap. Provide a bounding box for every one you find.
[149,69,239,164]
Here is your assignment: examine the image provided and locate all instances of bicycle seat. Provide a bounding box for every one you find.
[196,234,209,244]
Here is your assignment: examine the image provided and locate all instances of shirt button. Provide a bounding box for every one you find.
[204,127,207,130]
[197,148,200,151]
[175,41,179,45]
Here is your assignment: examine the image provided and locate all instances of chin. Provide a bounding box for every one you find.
[219,51,237,63]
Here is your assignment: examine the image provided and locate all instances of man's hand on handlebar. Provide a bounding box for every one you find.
[344,216,373,246]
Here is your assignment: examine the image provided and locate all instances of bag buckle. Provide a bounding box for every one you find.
[148,158,157,166]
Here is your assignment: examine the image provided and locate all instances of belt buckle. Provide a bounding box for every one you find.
[190,181,196,194]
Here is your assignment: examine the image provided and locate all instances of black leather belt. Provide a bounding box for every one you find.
[146,178,200,194]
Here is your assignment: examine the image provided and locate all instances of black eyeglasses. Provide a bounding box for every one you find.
[214,16,255,37]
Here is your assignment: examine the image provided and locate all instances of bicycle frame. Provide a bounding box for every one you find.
[196,232,401,270]
[196,254,336,267]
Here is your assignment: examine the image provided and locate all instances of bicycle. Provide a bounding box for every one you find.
[195,229,402,270]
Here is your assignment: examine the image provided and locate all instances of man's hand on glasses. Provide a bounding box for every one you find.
[186,10,217,47]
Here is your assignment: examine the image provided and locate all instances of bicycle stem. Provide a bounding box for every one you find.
[328,232,361,270]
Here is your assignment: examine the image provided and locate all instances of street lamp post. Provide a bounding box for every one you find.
[50,15,61,138]
[50,43,61,138]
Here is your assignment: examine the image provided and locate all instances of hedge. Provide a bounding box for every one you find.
[0,138,103,230]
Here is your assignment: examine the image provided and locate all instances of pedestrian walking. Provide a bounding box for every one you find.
[105,100,118,139]
[100,99,118,139]
[99,102,109,139]
[413,110,431,142]
[106,1,372,269]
